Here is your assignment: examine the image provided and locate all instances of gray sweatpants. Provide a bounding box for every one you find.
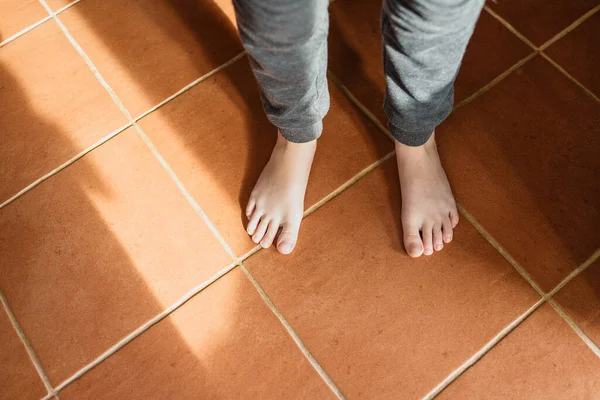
[232,0,484,146]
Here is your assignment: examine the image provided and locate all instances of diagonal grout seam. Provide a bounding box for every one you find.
[240,264,346,399]
[482,1,600,354]
[0,16,51,49]
[0,290,56,397]
[38,3,351,397]
[484,5,600,106]
[132,51,247,121]
[0,0,81,49]
[548,300,600,357]
[427,208,600,397]
[456,204,545,296]
[38,0,133,120]
[548,247,600,298]
[32,6,406,396]
[49,139,395,393]
[54,261,238,392]
[238,150,396,263]
[424,298,546,399]
[456,204,600,345]
[41,1,262,267]
[41,0,245,263]
[0,122,131,210]
[15,1,598,396]
[329,19,600,393]
[483,6,536,50]
[0,50,245,211]
[327,71,394,141]
[131,122,238,260]
[11,4,372,396]
[451,52,536,113]
[538,4,600,51]
[539,52,600,104]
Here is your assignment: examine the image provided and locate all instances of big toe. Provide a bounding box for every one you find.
[403,227,424,258]
[277,221,300,255]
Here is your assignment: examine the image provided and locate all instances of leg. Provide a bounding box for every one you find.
[381,0,484,256]
[233,0,330,254]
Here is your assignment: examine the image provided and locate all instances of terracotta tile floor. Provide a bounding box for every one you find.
[1,0,599,399]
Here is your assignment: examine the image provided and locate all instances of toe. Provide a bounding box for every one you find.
[442,217,453,243]
[402,223,424,258]
[450,209,459,228]
[422,223,434,255]
[277,220,301,255]
[246,210,262,235]
[433,224,443,251]
[245,198,256,218]
[261,220,280,248]
[252,217,270,244]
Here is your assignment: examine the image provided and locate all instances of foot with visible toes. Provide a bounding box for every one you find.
[246,131,317,254]
[395,132,459,257]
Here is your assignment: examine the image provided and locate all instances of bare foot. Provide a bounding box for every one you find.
[246,131,316,254]
[395,132,459,257]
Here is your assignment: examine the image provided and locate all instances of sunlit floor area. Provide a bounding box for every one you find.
[1,0,600,398]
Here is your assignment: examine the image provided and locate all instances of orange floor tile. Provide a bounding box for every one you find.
[1,0,598,399]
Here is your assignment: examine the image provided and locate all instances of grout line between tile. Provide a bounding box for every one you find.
[52,0,82,14]
[451,52,536,112]
[538,4,600,51]
[425,298,545,399]
[237,150,395,261]
[20,2,598,397]
[0,122,131,210]
[483,6,536,50]
[38,0,133,120]
[131,123,238,261]
[239,264,346,399]
[305,150,396,216]
[0,16,52,49]
[455,203,545,296]
[539,52,600,104]
[327,71,394,141]
[484,3,600,105]
[422,223,600,397]
[547,247,600,298]
[0,290,56,397]
[133,51,247,122]
[548,300,600,357]
[54,261,238,392]
[39,0,242,263]
[0,50,245,211]
[0,0,79,49]
[40,393,54,400]
[327,5,600,395]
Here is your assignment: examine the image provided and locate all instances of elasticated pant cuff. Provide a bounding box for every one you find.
[388,121,434,147]
[278,120,323,143]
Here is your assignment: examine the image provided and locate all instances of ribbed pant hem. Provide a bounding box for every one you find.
[388,121,434,147]
[278,120,323,143]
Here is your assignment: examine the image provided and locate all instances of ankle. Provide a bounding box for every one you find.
[395,132,436,157]
[276,130,317,151]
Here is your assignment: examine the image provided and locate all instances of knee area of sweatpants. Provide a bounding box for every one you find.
[383,0,483,32]
[237,0,328,49]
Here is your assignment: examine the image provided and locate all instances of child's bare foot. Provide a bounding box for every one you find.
[395,132,459,257]
[246,131,316,254]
